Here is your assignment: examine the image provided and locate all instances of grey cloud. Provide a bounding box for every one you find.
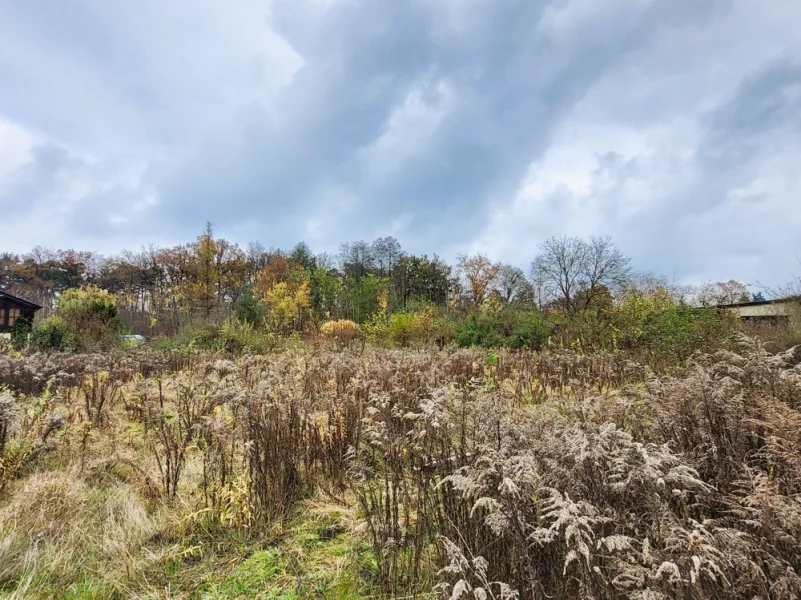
[0,0,800,286]
[700,59,801,170]
[149,0,731,251]
[613,58,801,281]
[0,143,84,215]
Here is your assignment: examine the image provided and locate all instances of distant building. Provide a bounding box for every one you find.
[0,292,42,332]
[717,297,797,322]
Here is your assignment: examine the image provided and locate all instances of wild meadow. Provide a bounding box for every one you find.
[2,231,801,598]
[1,335,800,599]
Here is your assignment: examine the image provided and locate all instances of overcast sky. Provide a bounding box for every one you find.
[1,0,800,288]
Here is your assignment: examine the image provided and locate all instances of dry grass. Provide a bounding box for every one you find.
[0,471,155,597]
[0,338,799,598]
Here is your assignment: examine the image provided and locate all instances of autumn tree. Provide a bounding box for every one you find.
[255,254,313,332]
[264,278,311,334]
[192,223,219,318]
[245,241,268,279]
[624,272,691,304]
[214,238,247,304]
[456,253,501,308]
[256,254,296,298]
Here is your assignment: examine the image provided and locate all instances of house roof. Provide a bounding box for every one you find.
[0,291,42,310]
[716,296,799,309]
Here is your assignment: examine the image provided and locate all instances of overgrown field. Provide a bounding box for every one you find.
[1,339,800,599]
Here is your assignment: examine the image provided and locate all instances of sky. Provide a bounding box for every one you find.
[0,0,800,289]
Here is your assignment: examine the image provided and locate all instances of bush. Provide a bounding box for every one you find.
[431,315,458,347]
[217,319,276,354]
[30,316,76,352]
[452,308,551,350]
[611,295,739,364]
[550,310,616,352]
[33,286,123,351]
[320,320,362,347]
[365,309,435,347]
[387,310,434,347]
[59,286,119,327]
[10,316,33,350]
[153,320,277,354]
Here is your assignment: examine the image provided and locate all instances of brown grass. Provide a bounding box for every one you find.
[0,338,799,598]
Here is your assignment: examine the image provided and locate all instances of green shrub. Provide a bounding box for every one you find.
[510,310,553,349]
[611,295,738,363]
[40,286,123,351]
[362,307,436,347]
[550,310,616,352]
[431,315,458,347]
[30,316,76,352]
[388,310,434,347]
[59,286,118,325]
[10,316,33,350]
[234,284,264,326]
[361,312,389,344]
[452,308,551,350]
[218,319,276,354]
[163,320,277,354]
[188,324,222,350]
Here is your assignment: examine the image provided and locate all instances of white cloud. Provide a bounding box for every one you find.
[0,0,800,288]
[358,77,454,181]
[0,119,36,181]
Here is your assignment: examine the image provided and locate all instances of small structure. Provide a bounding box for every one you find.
[0,291,42,333]
[717,297,797,322]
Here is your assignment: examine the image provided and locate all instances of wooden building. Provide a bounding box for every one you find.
[0,292,42,333]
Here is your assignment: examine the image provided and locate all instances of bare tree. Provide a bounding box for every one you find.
[531,236,631,312]
[696,280,750,306]
[625,271,692,303]
[246,241,267,274]
[371,236,403,277]
[315,252,336,271]
[496,264,533,304]
[756,260,801,301]
[339,241,375,279]
[456,253,501,307]
[528,265,551,311]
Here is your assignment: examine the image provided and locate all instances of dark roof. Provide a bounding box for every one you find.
[0,291,42,310]
[717,296,799,309]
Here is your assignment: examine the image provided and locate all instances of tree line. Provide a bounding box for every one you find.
[0,223,756,338]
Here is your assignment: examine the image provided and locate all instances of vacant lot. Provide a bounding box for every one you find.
[1,339,800,599]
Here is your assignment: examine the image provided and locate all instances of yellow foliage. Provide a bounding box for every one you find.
[264,276,311,334]
[377,285,389,311]
[294,279,311,309]
[320,320,361,346]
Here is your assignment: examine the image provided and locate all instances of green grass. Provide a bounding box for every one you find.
[205,548,296,599]
[167,500,379,600]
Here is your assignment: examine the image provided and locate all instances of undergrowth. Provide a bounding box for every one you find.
[0,338,799,598]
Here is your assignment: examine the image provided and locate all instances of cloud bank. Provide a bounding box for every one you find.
[1,0,800,287]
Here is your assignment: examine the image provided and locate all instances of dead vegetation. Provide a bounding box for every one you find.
[0,338,799,598]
